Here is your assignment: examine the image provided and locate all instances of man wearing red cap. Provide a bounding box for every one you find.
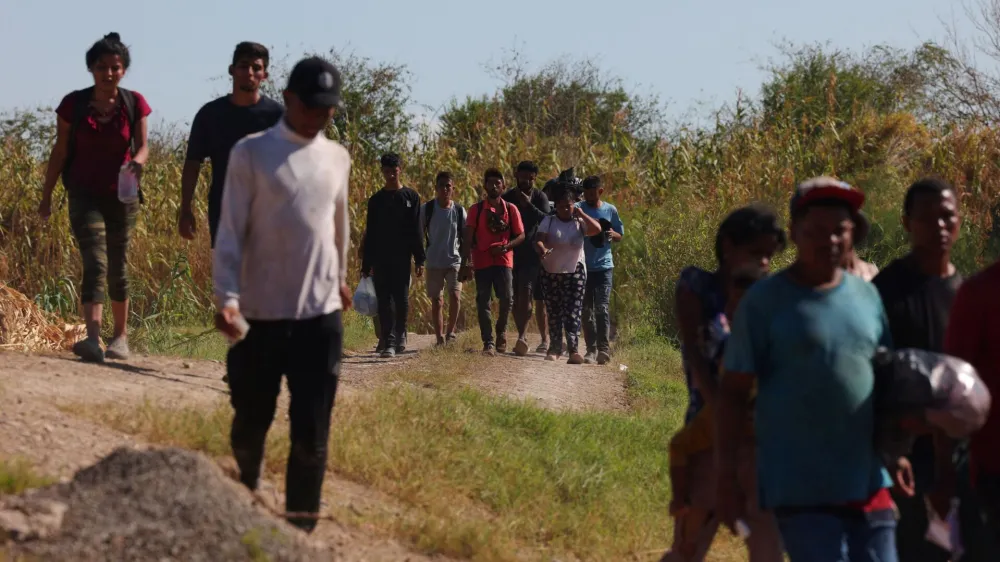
[716,177,898,561]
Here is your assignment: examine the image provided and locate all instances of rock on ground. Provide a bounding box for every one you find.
[1,447,329,561]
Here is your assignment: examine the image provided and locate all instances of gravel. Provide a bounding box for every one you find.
[1,447,329,561]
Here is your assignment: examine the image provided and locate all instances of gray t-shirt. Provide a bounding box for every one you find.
[419,201,464,269]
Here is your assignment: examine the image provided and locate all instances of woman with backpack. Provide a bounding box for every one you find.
[38,32,152,363]
[534,181,603,364]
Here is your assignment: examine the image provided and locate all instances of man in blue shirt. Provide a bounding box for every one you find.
[575,176,624,365]
[716,177,898,562]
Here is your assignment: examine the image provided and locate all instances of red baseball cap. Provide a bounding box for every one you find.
[790,176,865,214]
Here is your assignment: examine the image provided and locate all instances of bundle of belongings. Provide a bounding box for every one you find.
[873,347,992,458]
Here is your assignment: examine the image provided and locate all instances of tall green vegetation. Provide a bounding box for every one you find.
[2,33,999,342]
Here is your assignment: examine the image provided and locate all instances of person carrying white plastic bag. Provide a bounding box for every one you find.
[354,276,378,317]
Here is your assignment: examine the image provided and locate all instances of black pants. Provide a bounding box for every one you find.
[373,261,411,349]
[226,311,343,532]
[475,266,513,346]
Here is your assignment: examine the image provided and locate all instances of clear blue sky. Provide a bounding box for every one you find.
[0,0,968,133]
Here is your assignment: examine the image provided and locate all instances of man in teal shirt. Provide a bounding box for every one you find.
[716,177,897,562]
[576,176,624,365]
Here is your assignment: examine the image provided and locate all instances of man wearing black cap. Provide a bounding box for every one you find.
[502,161,550,355]
[716,177,899,561]
[214,55,352,533]
[361,152,425,358]
[872,178,963,562]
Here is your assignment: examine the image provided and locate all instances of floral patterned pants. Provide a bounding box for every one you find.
[540,263,587,355]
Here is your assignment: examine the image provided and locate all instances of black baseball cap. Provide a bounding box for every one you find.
[286,56,343,109]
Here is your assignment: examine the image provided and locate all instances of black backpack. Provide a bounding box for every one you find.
[424,200,467,256]
[62,86,144,204]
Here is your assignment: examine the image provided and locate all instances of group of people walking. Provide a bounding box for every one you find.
[32,32,1000,559]
[666,176,1000,561]
[34,33,627,532]
[359,157,625,364]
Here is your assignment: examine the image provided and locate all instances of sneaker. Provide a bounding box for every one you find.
[483,343,497,357]
[396,333,408,353]
[496,337,508,354]
[436,335,446,347]
[105,337,130,360]
[513,339,529,357]
[445,333,458,344]
[568,352,585,365]
[375,340,387,354]
[597,350,611,365]
[583,351,597,365]
[535,341,549,353]
[544,354,557,362]
[72,338,104,363]
[380,348,396,359]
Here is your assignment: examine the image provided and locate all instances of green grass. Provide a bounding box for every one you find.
[0,458,55,495]
[135,310,377,362]
[63,337,748,561]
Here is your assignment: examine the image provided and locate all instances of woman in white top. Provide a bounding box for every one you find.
[535,183,602,364]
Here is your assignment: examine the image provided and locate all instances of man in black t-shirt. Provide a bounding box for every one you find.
[361,153,426,358]
[179,42,284,247]
[502,161,550,356]
[872,178,963,562]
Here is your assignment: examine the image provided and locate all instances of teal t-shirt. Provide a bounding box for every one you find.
[575,200,624,271]
[723,269,893,509]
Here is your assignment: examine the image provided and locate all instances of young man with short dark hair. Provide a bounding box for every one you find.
[180,42,284,246]
[576,176,624,365]
[420,171,467,345]
[361,153,425,358]
[502,161,550,355]
[213,56,351,533]
[464,168,525,356]
[872,178,963,562]
[716,177,897,562]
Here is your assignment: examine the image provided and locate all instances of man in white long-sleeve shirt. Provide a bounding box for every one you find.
[213,55,352,533]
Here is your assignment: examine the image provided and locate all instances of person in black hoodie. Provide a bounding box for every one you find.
[361,153,425,358]
[502,161,551,355]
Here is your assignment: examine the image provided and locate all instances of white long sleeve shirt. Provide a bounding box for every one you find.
[212,119,351,320]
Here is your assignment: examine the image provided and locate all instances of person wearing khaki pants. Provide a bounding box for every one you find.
[420,171,467,345]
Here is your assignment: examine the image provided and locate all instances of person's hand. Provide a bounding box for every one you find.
[126,160,144,179]
[715,474,746,534]
[38,194,52,220]
[515,188,530,205]
[214,306,246,341]
[604,229,614,243]
[178,207,197,240]
[892,457,916,498]
[415,265,424,278]
[489,244,508,256]
[339,282,353,311]
[458,265,473,282]
[669,498,690,517]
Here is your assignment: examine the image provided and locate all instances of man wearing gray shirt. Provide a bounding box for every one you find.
[213,56,351,533]
[419,171,468,345]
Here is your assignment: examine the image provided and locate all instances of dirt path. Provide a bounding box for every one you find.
[468,336,628,412]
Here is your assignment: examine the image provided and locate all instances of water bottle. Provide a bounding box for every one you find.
[118,164,139,204]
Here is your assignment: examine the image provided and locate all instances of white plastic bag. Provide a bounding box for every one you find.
[118,164,139,204]
[353,277,378,317]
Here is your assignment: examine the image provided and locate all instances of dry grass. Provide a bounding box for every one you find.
[0,284,84,353]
